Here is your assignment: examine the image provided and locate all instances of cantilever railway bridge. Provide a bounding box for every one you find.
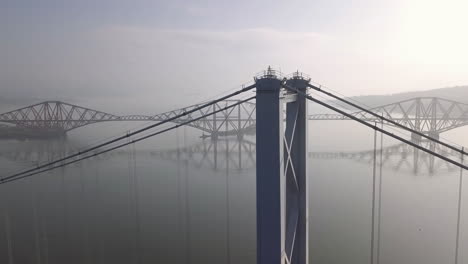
[1,97,468,140]
[309,97,468,139]
[0,100,257,139]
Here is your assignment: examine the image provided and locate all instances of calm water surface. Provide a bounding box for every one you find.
[0,121,467,264]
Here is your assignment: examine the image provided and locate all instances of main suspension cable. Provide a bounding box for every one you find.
[283,83,468,170]
[67,83,256,157]
[307,83,468,156]
[1,85,256,182]
[309,90,425,147]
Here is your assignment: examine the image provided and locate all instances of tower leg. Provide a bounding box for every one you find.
[284,76,309,264]
[255,74,283,264]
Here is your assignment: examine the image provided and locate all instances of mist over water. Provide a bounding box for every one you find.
[0,120,467,264]
[4,1,468,263]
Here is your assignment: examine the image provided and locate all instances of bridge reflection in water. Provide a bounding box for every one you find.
[309,141,462,174]
[0,138,462,174]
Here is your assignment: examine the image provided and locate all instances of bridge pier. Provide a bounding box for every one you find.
[428,131,439,140]
[236,132,244,141]
[255,68,309,264]
[411,131,440,143]
[411,133,422,144]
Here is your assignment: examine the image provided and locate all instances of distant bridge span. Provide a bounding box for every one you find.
[1,97,467,139]
[309,97,468,138]
[0,100,256,139]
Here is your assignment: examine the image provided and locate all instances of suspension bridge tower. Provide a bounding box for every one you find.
[255,67,310,264]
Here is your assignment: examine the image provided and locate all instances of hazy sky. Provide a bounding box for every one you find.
[2,0,468,111]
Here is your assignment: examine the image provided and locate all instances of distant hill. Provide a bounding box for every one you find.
[339,86,468,110]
